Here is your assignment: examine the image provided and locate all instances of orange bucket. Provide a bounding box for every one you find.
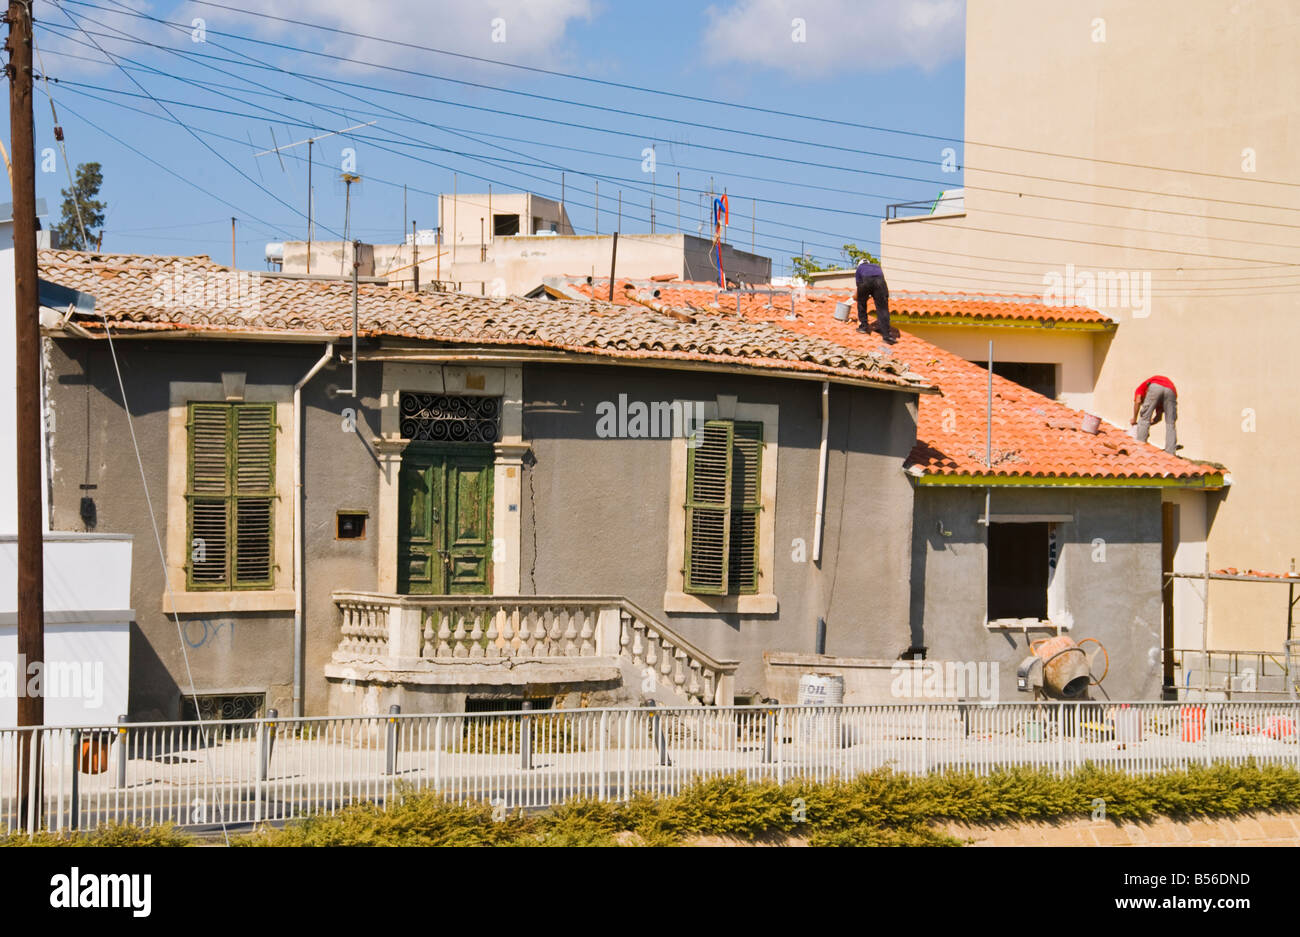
[79,736,111,774]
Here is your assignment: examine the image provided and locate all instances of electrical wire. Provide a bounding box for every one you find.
[47,8,1300,217]
[52,3,341,239]
[37,16,1300,283]
[135,0,1300,191]
[45,74,1300,287]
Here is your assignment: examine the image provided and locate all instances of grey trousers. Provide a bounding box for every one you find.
[1135,384,1177,453]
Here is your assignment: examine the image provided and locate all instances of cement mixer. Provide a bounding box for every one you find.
[1016,635,1108,699]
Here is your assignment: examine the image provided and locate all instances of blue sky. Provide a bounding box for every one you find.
[18,0,966,275]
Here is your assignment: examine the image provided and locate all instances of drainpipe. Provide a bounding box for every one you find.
[293,344,336,717]
[812,382,830,562]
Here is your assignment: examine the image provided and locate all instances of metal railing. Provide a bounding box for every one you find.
[1170,648,1293,697]
[886,194,965,220]
[3,700,1297,836]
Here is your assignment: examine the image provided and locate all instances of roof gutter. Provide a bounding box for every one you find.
[912,472,1228,489]
[812,382,830,562]
[293,343,335,717]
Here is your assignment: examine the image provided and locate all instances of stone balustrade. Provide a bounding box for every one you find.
[330,592,738,705]
[335,595,391,658]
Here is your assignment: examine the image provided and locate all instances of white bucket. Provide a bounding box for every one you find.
[833,301,851,321]
[1081,413,1101,434]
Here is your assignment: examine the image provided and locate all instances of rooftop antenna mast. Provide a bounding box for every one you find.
[341,172,361,275]
[255,120,376,275]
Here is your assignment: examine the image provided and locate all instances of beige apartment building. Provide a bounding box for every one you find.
[880,0,1300,655]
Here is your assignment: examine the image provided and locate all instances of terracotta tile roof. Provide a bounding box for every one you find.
[558,278,1219,484]
[557,278,1111,326]
[37,250,933,392]
[884,290,1113,326]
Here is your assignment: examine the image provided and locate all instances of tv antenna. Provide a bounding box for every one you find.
[255,120,377,274]
[341,173,362,276]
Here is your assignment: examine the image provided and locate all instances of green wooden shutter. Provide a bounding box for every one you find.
[232,404,276,587]
[188,403,231,586]
[186,402,276,589]
[728,421,763,595]
[684,420,732,594]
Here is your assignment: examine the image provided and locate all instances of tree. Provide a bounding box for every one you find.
[790,242,880,283]
[53,162,106,251]
[841,243,879,266]
[790,254,832,282]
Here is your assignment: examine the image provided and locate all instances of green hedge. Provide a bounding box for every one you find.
[7,762,1300,847]
[239,761,1300,847]
[0,823,193,847]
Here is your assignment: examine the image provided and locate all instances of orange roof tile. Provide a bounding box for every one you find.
[557,278,1111,326]
[558,278,1219,484]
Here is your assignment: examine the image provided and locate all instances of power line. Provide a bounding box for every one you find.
[159,0,1300,191]
[39,92,296,240]
[56,39,1300,253]
[52,3,341,239]
[48,74,1300,293]
[40,13,1300,284]
[49,5,1300,218]
[40,26,1300,256]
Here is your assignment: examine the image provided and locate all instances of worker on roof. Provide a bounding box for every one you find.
[854,258,895,344]
[1131,375,1178,454]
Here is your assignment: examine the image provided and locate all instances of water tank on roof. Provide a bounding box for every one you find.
[265,242,285,261]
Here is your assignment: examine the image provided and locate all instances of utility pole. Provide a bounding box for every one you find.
[594,181,598,237]
[8,0,45,809]
[231,217,236,267]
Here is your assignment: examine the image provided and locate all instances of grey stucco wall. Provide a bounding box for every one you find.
[44,336,917,715]
[909,486,1165,700]
[45,338,382,719]
[680,235,772,285]
[521,364,919,694]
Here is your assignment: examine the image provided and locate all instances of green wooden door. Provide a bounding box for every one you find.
[398,445,494,595]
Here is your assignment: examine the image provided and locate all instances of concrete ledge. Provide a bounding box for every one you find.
[163,590,295,613]
[325,657,623,687]
[663,591,778,615]
[764,652,965,704]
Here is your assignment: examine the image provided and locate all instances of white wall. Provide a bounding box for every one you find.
[1,233,133,726]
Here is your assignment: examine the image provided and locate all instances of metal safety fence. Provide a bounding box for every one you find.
[2,700,1297,835]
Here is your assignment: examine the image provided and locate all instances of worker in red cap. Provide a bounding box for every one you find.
[1131,375,1178,453]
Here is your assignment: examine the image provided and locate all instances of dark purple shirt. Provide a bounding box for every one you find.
[855,262,884,285]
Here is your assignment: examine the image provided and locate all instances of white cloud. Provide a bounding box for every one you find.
[33,1,174,78]
[196,0,595,75]
[701,0,964,77]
